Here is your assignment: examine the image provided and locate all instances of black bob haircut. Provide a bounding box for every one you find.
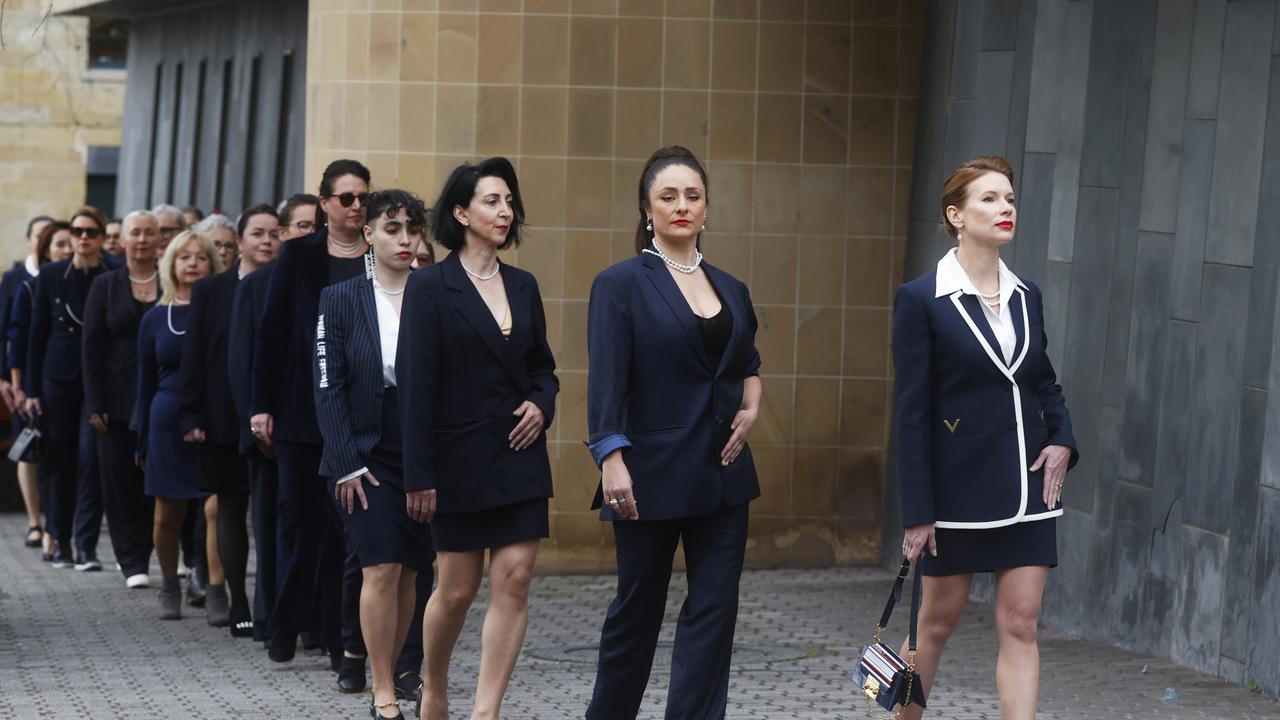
[26,215,54,238]
[364,189,429,234]
[237,203,278,236]
[430,157,525,252]
[319,158,371,198]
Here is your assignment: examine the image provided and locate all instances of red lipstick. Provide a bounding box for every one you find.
[997,221,1014,230]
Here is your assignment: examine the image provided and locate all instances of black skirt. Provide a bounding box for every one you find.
[920,517,1057,576]
[196,443,250,493]
[430,497,549,553]
[336,388,434,573]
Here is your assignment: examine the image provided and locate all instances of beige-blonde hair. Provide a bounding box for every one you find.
[159,229,224,304]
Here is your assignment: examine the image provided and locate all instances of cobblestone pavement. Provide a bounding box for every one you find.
[0,513,1276,719]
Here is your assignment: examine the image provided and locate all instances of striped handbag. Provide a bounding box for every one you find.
[853,559,927,717]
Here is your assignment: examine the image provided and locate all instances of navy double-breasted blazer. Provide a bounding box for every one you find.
[396,253,558,513]
[585,253,762,522]
[314,276,395,483]
[0,261,32,378]
[25,256,120,395]
[229,264,272,455]
[177,268,241,446]
[251,230,331,445]
[892,265,1078,530]
[82,267,154,423]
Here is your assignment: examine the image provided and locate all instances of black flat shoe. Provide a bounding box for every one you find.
[394,672,422,701]
[24,526,42,548]
[336,654,367,693]
[371,698,404,719]
[230,618,255,638]
[267,631,296,663]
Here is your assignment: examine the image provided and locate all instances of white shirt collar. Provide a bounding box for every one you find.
[934,247,1027,300]
[24,254,39,277]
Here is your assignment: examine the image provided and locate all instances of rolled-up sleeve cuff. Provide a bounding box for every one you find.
[336,467,368,485]
[587,434,632,468]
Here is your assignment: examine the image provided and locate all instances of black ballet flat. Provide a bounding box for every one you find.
[266,631,296,663]
[393,672,421,701]
[24,526,42,548]
[230,619,255,638]
[371,698,404,720]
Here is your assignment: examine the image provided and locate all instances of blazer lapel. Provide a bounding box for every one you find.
[62,262,86,317]
[442,254,522,383]
[356,277,382,369]
[1007,287,1031,375]
[500,264,532,355]
[948,291,1016,383]
[702,262,742,378]
[110,271,138,322]
[642,253,713,372]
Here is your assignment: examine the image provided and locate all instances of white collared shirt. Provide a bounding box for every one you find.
[24,254,39,277]
[934,248,1027,364]
[374,283,399,388]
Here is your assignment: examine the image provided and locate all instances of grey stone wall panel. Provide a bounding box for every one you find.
[1137,0,1196,234]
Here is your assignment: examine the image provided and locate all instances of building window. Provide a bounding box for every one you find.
[88,18,129,70]
[86,146,120,216]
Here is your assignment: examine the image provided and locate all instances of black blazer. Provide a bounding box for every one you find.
[6,278,35,375]
[252,230,333,444]
[585,253,762,521]
[892,268,1078,529]
[177,268,241,445]
[0,261,32,378]
[314,276,394,482]
[81,267,155,423]
[25,256,120,395]
[397,253,558,513]
[229,264,272,455]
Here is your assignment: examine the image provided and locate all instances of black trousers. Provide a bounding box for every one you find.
[42,378,102,555]
[586,503,749,720]
[341,534,434,675]
[249,453,279,641]
[273,441,342,643]
[96,421,154,577]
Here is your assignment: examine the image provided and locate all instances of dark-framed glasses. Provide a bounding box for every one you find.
[69,227,102,239]
[159,225,181,237]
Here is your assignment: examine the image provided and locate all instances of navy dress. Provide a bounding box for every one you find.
[135,304,207,500]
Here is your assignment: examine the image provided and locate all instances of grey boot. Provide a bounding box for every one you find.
[205,583,230,627]
[159,577,182,620]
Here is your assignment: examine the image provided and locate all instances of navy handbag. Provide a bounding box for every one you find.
[853,559,927,716]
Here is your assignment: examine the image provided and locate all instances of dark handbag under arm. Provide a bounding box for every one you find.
[853,558,927,715]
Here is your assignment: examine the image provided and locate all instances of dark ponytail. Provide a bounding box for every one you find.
[633,146,709,255]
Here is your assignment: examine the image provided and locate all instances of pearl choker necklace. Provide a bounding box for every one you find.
[129,271,158,284]
[461,259,500,281]
[643,245,702,274]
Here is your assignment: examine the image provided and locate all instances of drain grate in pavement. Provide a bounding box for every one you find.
[525,642,822,665]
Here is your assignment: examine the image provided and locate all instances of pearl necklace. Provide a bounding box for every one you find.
[374,280,406,296]
[129,270,158,284]
[328,234,365,258]
[166,301,186,336]
[461,258,500,281]
[643,245,702,274]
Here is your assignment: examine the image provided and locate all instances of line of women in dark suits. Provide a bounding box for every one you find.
[6,145,770,720]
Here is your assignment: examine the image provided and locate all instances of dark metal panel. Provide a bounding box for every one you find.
[1137,0,1196,234]
[1183,264,1251,535]
[1148,319,1197,580]
[1249,487,1280,695]
[1040,259,1072,371]
[1185,0,1226,120]
[980,0,1020,51]
[948,0,985,100]
[1219,387,1266,664]
[1007,151,1054,286]
[1046,0,1093,262]
[1117,232,1173,487]
[1169,527,1228,674]
[972,51,1014,159]
[1168,119,1215,322]
[1001,0,1038,218]
[1243,56,1280,390]
[1204,0,1275,268]
[1023,0,1067,153]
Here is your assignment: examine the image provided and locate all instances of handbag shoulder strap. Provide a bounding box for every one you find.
[874,558,912,639]
[908,560,922,653]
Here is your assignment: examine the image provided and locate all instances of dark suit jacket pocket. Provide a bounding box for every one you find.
[631,425,686,442]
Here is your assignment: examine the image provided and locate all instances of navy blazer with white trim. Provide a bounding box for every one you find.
[585,252,762,521]
[892,263,1078,530]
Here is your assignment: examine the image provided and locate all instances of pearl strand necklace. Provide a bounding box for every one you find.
[643,244,702,274]
[461,258,500,281]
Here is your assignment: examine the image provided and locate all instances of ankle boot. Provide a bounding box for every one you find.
[159,578,182,620]
[205,582,230,627]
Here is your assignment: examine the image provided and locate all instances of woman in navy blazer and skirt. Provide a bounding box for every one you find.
[894,156,1078,720]
[399,158,558,720]
[316,190,434,720]
[585,146,762,720]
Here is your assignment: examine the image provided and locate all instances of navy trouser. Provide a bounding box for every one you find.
[43,378,102,555]
[272,441,342,642]
[586,503,749,720]
[249,452,279,641]
[96,421,153,576]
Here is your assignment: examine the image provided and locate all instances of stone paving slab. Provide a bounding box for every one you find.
[0,513,1276,719]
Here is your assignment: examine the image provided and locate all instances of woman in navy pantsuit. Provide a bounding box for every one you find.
[400,158,558,720]
[894,156,1078,720]
[584,146,762,720]
[136,229,222,619]
[316,190,435,720]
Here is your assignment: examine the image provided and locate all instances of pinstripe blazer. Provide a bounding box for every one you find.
[314,276,389,483]
[892,256,1078,530]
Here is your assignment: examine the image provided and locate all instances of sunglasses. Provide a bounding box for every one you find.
[331,192,370,208]
[69,227,102,239]
[159,225,181,236]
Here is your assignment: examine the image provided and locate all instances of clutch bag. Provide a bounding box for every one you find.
[7,419,43,464]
